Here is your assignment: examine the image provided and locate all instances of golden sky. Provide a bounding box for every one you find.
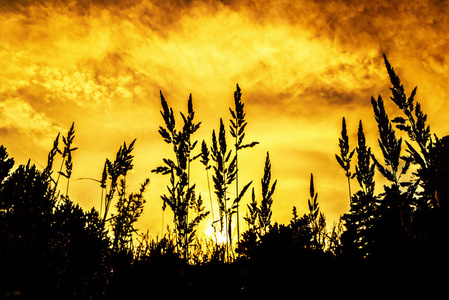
[1,0,449,237]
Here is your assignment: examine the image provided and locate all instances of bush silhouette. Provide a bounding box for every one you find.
[0,155,111,298]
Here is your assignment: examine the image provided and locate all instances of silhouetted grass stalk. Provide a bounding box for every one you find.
[152,92,208,260]
[200,140,217,244]
[355,121,376,197]
[243,152,276,238]
[45,122,77,203]
[101,139,136,225]
[336,117,355,202]
[371,95,405,186]
[211,119,235,261]
[229,84,259,247]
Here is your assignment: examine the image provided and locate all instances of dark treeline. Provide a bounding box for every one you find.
[1,56,448,299]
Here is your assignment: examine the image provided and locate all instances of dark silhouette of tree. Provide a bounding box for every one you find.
[0,146,14,183]
[50,199,111,298]
[0,161,55,297]
[0,145,111,298]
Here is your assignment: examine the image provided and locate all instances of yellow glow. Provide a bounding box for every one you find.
[204,226,228,245]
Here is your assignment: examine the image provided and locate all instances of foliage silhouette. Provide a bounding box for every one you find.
[210,117,252,261]
[239,151,276,257]
[229,83,259,245]
[371,95,405,186]
[338,55,449,274]
[336,117,355,201]
[102,139,136,225]
[111,178,150,254]
[1,57,449,298]
[0,149,111,298]
[152,91,209,260]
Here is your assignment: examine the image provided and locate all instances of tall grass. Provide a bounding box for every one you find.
[210,117,252,261]
[199,140,217,242]
[45,122,78,202]
[101,139,136,225]
[111,178,150,254]
[229,84,258,245]
[335,117,355,202]
[211,118,236,260]
[152,91,208,260]
[2,54,448,298]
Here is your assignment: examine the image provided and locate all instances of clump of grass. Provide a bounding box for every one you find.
[384,54,438,207]
[211,118,251,261]
[111,178,150,254]
[101,139,136,225]
[371,95,406,186]
[152,91,209,260]
[340,121,378,258]
[244,152,276,237]
[211,118,236,260]
[238,152,276,258]
[44,122,78,202]
[305,174,326,250]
